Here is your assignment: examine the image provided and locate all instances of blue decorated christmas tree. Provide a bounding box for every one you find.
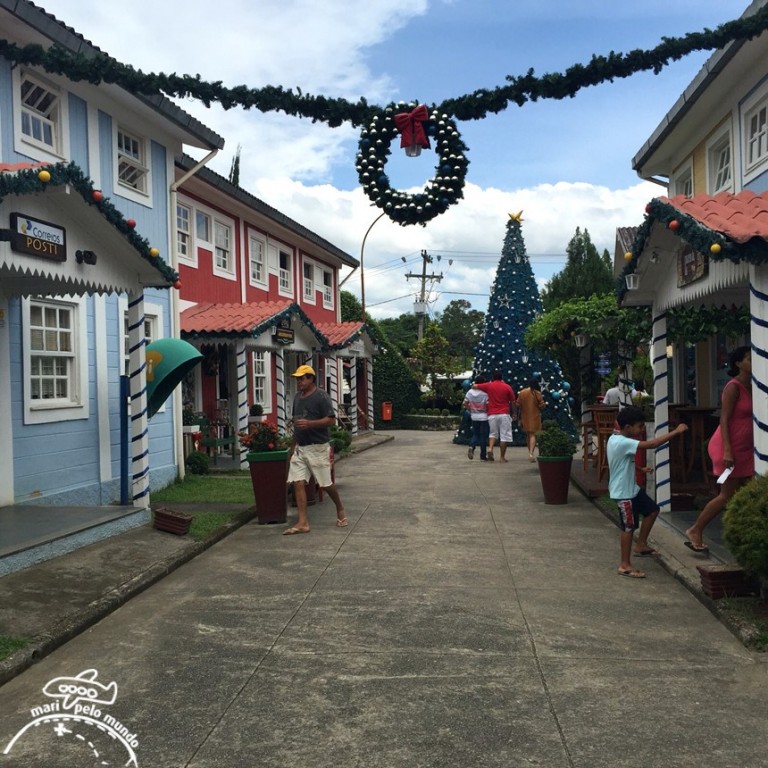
[472,212,576,444]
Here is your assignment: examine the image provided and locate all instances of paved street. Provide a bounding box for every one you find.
[1,430,767,768]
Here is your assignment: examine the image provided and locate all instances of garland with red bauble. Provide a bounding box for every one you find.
[356,103,469,226]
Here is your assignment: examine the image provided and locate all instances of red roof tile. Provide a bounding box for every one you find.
[314,321,364,347]
[181,301,293,335]
[0,161,47,173]
[662,190,768,243]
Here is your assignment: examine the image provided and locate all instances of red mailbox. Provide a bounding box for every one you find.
[381,401,393,421]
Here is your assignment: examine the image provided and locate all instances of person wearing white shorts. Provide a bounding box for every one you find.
[284,364,347,535]
[474,370,517,462]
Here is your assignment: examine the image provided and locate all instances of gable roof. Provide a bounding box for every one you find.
[314,321,368,350]
[176,155,357,268]
[618,190,768,302]
[632,0,768,180]
[0,0,223,150]
[0,161,180,292]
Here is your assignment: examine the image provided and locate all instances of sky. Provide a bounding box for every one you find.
[53,0,751,319]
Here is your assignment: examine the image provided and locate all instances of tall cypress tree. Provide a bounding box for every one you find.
[472,213,576,444]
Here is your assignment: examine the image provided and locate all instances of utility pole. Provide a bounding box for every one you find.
[405,249,443,340]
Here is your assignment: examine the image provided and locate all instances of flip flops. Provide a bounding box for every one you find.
[684,540,709,553]
[336,518,349,527]
[618,568,646,579]
[634,548,660,557]
[283,527,310,535]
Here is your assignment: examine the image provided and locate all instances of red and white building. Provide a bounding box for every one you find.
[173,156,375,466]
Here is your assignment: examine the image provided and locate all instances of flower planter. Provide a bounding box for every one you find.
[696,564,759,599]
[153,507,193,536]
[247,449,290,524]
[182,424,200,433]
[537,456,573,504]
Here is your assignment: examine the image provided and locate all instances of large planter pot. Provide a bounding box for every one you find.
[537,456,573,504]
[247,449,290,524]
[153,507,193,535]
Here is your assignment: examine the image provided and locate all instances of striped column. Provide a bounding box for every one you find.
[651,308,671,511]
[349,360,358,437]
[579,344,594,466]
[749,267,768,475]
[275,348,287,432]
[128,292,150,507]
[236,341,248,469]
[327,354,339,417]
[366,357,374,431]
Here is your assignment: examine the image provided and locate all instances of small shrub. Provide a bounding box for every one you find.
[249,403,264,417]
[330,425,352,454]
[723,474,768,581]
[536,420,578,458]
[418,408,426,415]
[186,450,210,475]
[182,406,199,426]
[441,408,450,416]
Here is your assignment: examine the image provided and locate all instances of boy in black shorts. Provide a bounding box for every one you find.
[607,406,687,579]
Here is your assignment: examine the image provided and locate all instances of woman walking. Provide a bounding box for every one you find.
[517,379,546,461]
[685,346,753,553]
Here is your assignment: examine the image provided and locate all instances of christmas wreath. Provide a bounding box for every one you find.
[356,103,469,226]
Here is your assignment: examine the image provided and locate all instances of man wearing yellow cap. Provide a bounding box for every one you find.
[283,363,347,534]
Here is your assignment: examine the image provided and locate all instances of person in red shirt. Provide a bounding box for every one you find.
[474,370,517,462]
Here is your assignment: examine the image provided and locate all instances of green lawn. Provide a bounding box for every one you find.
[153,474,254,504]
[0,636,28,662]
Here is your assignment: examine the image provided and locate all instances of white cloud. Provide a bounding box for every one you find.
[246,176,660,318]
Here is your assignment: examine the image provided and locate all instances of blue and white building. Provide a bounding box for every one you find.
[0,0,223,560]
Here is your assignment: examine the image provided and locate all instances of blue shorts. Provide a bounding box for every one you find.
[615,488,659,532]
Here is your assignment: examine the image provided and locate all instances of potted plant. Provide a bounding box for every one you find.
[536,419,578,504]
[248,403,264,425]
[240,421,292,524]
[182,405,200,433]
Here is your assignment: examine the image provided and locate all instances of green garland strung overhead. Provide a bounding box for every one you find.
[3,6,768,225]
[356,104,469,226]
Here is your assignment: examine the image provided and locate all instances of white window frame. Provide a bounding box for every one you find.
[269,240,294,298]
[742,84,768,183]
[303,260,316,304]
[252,351,272,413]
[707,127,733,194]
[13,69,68,162]
[322,268,334,309]
[176,202,195,266]
[114,125,150,202]
[196,210,212,246]
[22,296,89,424]
[213,219,233,276]
[671,161,693,197]
[248,232,267,287]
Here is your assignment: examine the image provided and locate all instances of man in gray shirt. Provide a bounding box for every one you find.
[284,364,347,535]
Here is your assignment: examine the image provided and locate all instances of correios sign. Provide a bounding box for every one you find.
[9,212,67,262]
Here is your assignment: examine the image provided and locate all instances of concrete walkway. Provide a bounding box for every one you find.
[1,431,767,767]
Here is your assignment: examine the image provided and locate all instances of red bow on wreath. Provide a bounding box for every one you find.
[394,105,431,153]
